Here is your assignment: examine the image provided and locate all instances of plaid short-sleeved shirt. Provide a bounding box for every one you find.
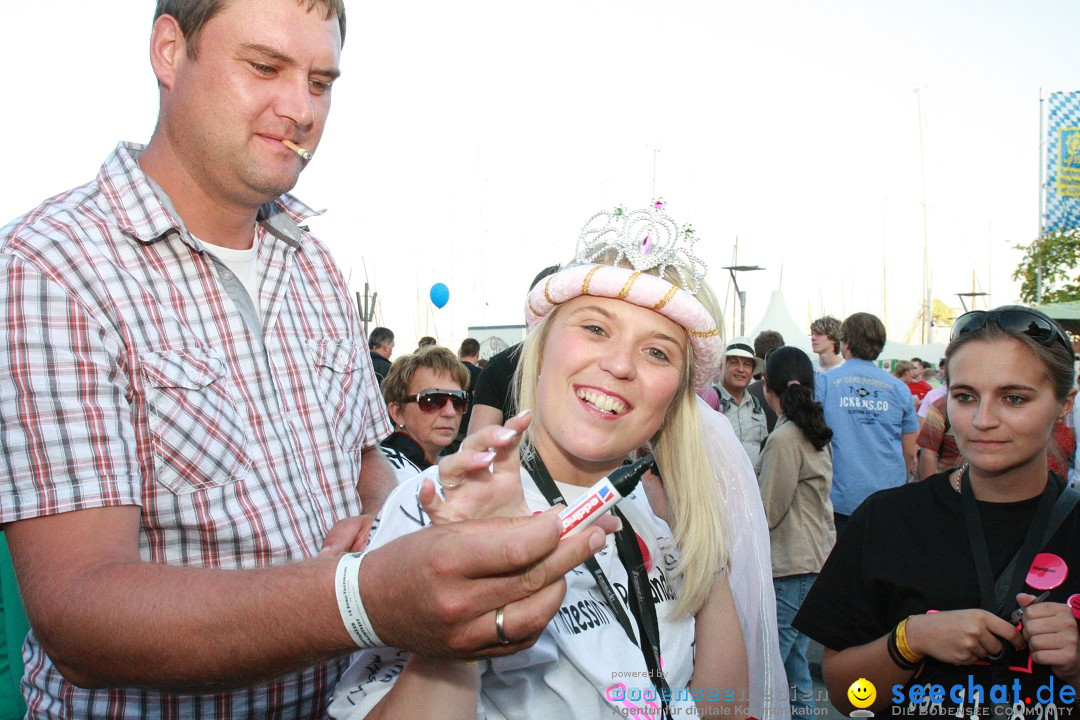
[0,143,392,718]
[915,395,960,470]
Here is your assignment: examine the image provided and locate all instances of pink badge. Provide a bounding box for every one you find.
[1068,594,1080,620]
[1027,553,1068,591]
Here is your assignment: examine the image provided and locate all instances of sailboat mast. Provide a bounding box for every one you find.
[915,88,931,344]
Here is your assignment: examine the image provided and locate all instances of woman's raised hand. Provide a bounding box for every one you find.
[904,609,1025,665]
[1016,592,1080,684]
[420,411,533,525]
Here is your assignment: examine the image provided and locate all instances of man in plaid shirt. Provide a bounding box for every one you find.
[0,1,608,717]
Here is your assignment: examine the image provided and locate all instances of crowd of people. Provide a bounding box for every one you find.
[2,2,1080,719]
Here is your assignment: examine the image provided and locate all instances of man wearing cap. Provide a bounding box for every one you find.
[716,337,769,468]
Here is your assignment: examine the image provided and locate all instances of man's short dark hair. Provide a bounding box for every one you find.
[368,326,394,350]
[154,0,347,60]
[753,330,785,360]
[840,312,886,361]
[458,338,480,359]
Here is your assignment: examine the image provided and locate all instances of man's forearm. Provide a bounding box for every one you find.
[358,444,398,516]
[902,432,919,477]
[467,404,505,435]
[27,552,352,691]
[9,496,611,693]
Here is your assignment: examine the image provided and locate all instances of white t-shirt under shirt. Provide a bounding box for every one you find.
[203,235,262,316]
[328,466,699,719]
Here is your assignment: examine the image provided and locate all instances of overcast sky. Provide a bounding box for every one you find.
[2,1,1078,352]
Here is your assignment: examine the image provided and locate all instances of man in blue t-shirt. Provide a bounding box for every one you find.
[815,312,918,535]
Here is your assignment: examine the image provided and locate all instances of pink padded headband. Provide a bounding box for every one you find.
[525,264,722,387]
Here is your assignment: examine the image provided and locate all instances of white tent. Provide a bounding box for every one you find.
[747,291,813,355]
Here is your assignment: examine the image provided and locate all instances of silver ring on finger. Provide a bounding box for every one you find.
[440,476,466,490]
[495,606,511,645]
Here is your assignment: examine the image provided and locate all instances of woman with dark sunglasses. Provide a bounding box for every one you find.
[380,346,472,481]
[795,305,1080,717]
[329,203,786,720]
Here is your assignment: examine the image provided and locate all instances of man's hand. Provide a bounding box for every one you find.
[360,511,607,659]
[321,515,377,554]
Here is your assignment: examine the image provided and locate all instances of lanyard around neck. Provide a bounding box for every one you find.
[521,450,673,718]
[959,468,1058,616]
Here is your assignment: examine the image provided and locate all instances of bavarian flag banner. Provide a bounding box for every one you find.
[1046,91,1080,232]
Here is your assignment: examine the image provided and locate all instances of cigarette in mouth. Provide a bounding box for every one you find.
[282,139,313,161]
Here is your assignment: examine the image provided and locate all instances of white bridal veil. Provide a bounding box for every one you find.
[697,395,790,720]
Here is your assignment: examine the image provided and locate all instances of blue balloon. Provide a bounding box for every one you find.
[429,282,450,309]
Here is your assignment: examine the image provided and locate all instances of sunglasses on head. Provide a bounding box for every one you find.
[950,308,1074,358]
[403,389,470,413]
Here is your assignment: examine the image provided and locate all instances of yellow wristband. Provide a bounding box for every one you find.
[895,617,925,664]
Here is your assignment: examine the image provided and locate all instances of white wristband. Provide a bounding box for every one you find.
[335,551,383,648]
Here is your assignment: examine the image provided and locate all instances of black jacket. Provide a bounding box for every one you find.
[370,351,392,383]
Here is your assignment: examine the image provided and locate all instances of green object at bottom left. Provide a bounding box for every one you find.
[0,533,28,720]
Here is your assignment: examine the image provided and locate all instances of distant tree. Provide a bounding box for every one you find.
[1013,230,1080,304]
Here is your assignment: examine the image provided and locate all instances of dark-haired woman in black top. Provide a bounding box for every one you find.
[755,346,836,716]
[794,306,1080,717]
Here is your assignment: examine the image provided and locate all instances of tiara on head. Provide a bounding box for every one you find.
[524,200,722,387]
[574,199,707,295]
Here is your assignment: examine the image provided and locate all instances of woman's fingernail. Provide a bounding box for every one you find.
[477,450,496,463]
[513,408,531,419]
[496,428,517,442]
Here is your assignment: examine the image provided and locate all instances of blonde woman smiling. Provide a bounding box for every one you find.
[330,202,785,720]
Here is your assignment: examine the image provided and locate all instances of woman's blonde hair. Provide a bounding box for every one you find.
[514,253,728,617]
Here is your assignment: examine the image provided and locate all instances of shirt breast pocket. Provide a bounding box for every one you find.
[139,348,253,494]
[308,337,369,453]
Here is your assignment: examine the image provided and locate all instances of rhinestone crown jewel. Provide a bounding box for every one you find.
[573,199,707,294]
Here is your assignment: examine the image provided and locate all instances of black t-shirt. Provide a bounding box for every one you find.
[794,472,1080,717]
[455,361,484,442]
[471,343,521,420]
